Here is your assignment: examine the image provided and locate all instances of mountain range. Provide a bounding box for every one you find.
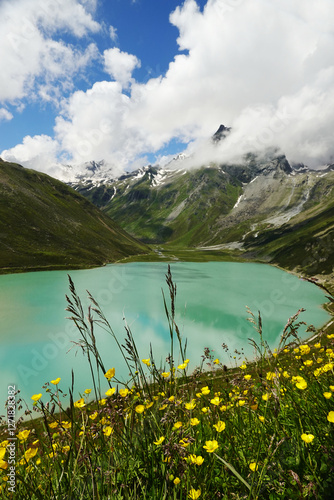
[69,146,334,278]
[1,123,334,283]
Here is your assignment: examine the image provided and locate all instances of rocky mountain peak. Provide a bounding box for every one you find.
[212,124,232,142]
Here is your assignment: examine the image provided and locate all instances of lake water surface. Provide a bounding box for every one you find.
[0,262,330,414]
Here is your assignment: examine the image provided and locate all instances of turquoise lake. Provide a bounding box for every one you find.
[0,262,330,414]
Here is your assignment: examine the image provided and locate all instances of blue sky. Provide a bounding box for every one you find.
[1,0,334,179]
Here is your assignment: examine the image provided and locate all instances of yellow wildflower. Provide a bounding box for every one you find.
[84,388,92,394]
[50,378,61,385]
[179,438,190,447]
[301,433,314,443]
[159,404,167,411]
[203,440,219,453]
[161,371,170,378]
[201,407,208,413]
[214,358,220,364]
[104,368,115,380]
[238,400,246,407]
[244,374,252,380]
[146,401,154,409]
[142,359,151,367]
[213,420,225,432]
[174,477,180,485]
[201,386,210,395]
[103,426,113,437]
[266,372,276,381]
[105,387,116,397]
[324,392,332,399]
[120,388,129,397]
[249,462,258,472]
[262,393,270,401]
[135,405,145,414]
[154,436,165,445]
[299,345,310,355]
[173,421,182,430]
[17,430,30,442]
[188,488,201,499]
[327,411,334,423]
[210,396,221,406]
[258,415,265,422]
[185,400,196,410]
[62,446,70,453]
[61,421,71,429]
[190,418,200,426]
[240,363,247,370]
[74,398,85,408]
[89,412,98,420]
[189,454,204,465]
[31,393,42,402]
[24,448,38,462]
[178,363,187,370]
[303,360,313,367]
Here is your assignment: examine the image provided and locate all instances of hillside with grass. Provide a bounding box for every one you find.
[0,159,148,273]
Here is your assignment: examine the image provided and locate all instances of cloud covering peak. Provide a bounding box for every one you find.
[2,0,334,178]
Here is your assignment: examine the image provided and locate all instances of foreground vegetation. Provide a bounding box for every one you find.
[1,268,334,499]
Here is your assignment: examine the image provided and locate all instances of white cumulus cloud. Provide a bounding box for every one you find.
[103,48,141,87]
[0,108,13,122]
[3,0,334,175]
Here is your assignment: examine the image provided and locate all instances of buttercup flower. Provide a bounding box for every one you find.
[178,363,187,370]
[185,400,196,410]
[31,393,42,402]
[104,368,115,380]
[173,421,182,429]
[213,421,226,432]
[174,477,180,485]
[188,488,201,499]
[17,430,30,442]
[301,433,314,443]
[24,448,38,462]
[120,388,129,397]
[190,418,200,426]
[323,392,332,399]
[210,396,221,406]
[105,388,116,397]
[189,454,204,465]
[74,398,85,409]
[135,405,145,414]
[161,371,170,378]
[244,374,252,380]
[142,359,151,367]
[249,462,258,472]
[154,436,165,445]
[201,386,210,395]
[214,358,220,364]
[84,388,92,394]
[203,440,219,453]
[327,411,334,423]
[50,378,61,385]
[103,426,113,437]
[299,345,311,355]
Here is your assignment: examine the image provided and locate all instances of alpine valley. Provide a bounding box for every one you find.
[68,128,334,285]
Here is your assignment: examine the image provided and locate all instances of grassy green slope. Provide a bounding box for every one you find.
[0,159,148,273]
[103,167,242,246]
